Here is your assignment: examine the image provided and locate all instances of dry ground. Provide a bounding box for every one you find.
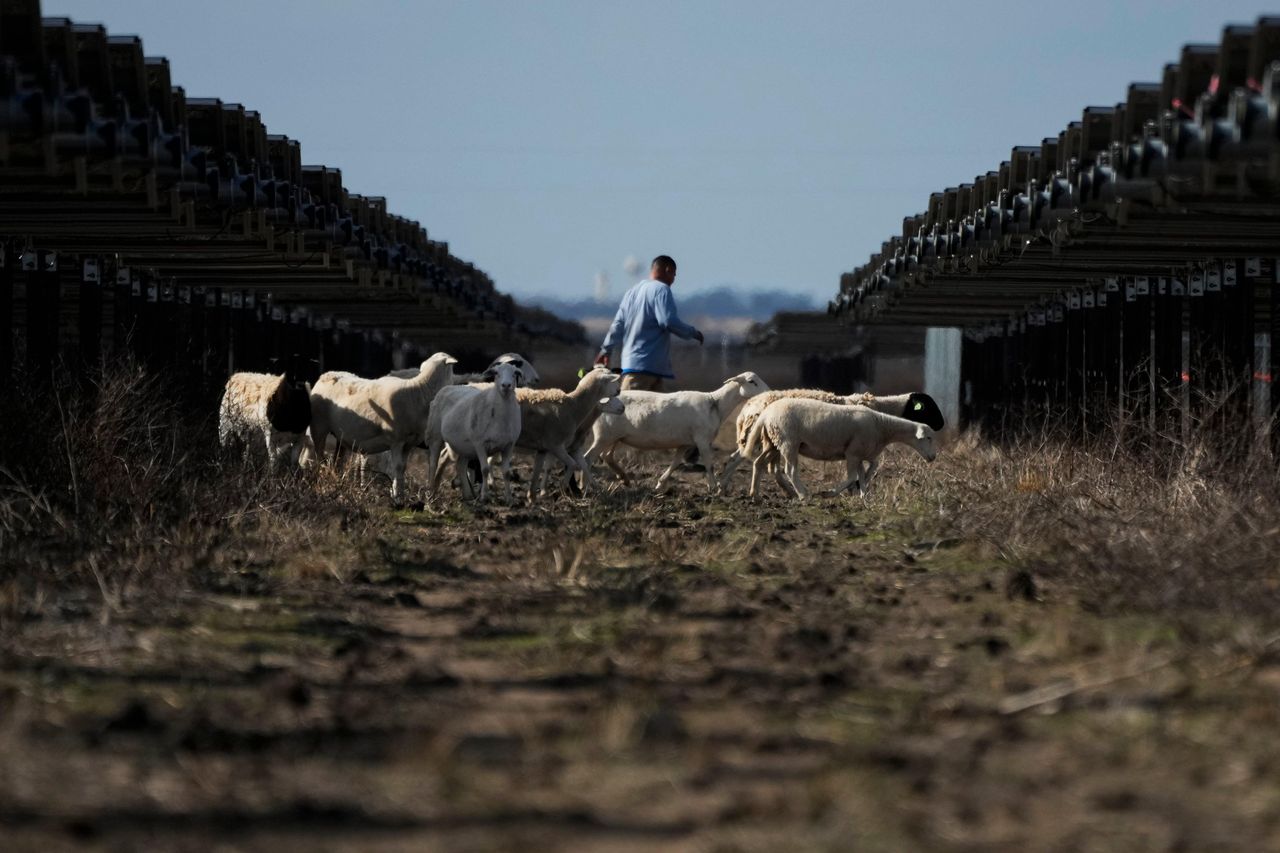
[3,447,1280,852]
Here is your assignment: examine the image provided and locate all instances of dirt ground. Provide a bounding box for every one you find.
[3,454,1280,852]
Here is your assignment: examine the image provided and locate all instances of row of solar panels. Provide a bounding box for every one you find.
[833,17,1280,327]
[0,0,583,347]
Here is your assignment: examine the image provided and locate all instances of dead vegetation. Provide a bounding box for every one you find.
[3,367,1280,850]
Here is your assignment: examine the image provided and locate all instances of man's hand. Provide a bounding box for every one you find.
[594,351,610,367]
[693,330,705,345]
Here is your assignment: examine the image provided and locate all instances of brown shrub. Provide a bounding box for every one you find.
[0,362,379,624]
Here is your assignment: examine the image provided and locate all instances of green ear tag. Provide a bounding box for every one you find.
[914,402,923,411]
[578,367,586,379]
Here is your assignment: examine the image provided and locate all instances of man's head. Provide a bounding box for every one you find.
[650,255,677,285]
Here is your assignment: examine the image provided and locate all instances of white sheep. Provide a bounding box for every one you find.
[513,367,624,499]
[719,390,945,490]
[390,352,539,386]
[308,352,458,500]
[743,397,937,501]
[426,360,524,503]
[218,372,313,468]
[584,371,769,493]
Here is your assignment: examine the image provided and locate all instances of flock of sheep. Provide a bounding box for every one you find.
[217,352,946,504]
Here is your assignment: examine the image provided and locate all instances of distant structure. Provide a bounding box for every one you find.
[829,18,1280,441]
[0,0,584,392]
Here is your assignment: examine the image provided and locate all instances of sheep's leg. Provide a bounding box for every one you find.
[287,436,305,470]
[332,439,349,473]
[695,439,718,494]
[748,446,778,499]
[654,448,685,492]
[528,452,547,501]
[603,448,630,483]
[719,449,743,493]
[781,444,808,501]
[426,440,443,495]
[583,436,619,484]
[309,429,329,466]
[829,454,862,497]
[263,429,281,468]
[568,449,591,496]
[748,451,766,499]
[859,457,880,496]
[389,443,407,503]
[545,445,578,499]
[454,452,478,501]
[771,458,792,494]
[473,442,491,502]
[499,446,515,505]
[588,437,628,484]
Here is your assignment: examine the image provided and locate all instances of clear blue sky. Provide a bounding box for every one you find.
[52,1,1275,306]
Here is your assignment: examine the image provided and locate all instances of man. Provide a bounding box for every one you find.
[594,255,704,390]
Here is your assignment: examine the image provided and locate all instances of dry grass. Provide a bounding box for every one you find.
[867,417,1280,621]
[6,362,1280,630]
[0,363,382,629]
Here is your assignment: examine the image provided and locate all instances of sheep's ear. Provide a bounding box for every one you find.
[513,367,525,383]
[481,368,498,381]
[444,355,459,365]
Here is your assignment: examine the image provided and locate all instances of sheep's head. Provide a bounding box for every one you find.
[423,351,459,368]
[901,392,945,431]
[725,371,769,400]
[486,353,539,387]
[597,396,625,415]
[580,366,622,397]
[266,380,313,434]
[484,361,522,395]
[420,352,459,382]
[913,424,938,462]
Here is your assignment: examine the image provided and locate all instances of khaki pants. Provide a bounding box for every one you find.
[621,372,665,392]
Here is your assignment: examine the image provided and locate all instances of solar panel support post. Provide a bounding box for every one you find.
[0,244,12,386]
[1250,257,1271,448]
[960,333,978,429]
[210,288,230,387]
[1047,303,1067,416]
[78,255,102,377]
[1002,320,1021,440]
[1103,277,1123,427]
[1121,276,1153,435]
[26,250,59,380]
[1153,275,1182,437]
[1083,284,1105,434]
[1221,259,1251,435]
[1270,258,1280,456]
[157,276,177,375]
[1066,296,1085,433]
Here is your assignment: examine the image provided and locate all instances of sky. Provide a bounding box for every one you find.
[50,1,1278,307]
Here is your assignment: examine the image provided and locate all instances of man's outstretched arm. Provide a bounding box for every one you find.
[656,287,703,343]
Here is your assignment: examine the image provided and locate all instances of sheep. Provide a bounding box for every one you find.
[512,367,624,499]
[390,352,539,387]
[743,397,937,501]
[352,353,539,484]
[425,368,625,500]
[719,390,944,490]
[218,371,312,468]
[425,360,524,503]
[308,352,458,500]
[584,371,769,493]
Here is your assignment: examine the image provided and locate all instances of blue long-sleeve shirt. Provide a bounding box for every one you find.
[600,279,699,378]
